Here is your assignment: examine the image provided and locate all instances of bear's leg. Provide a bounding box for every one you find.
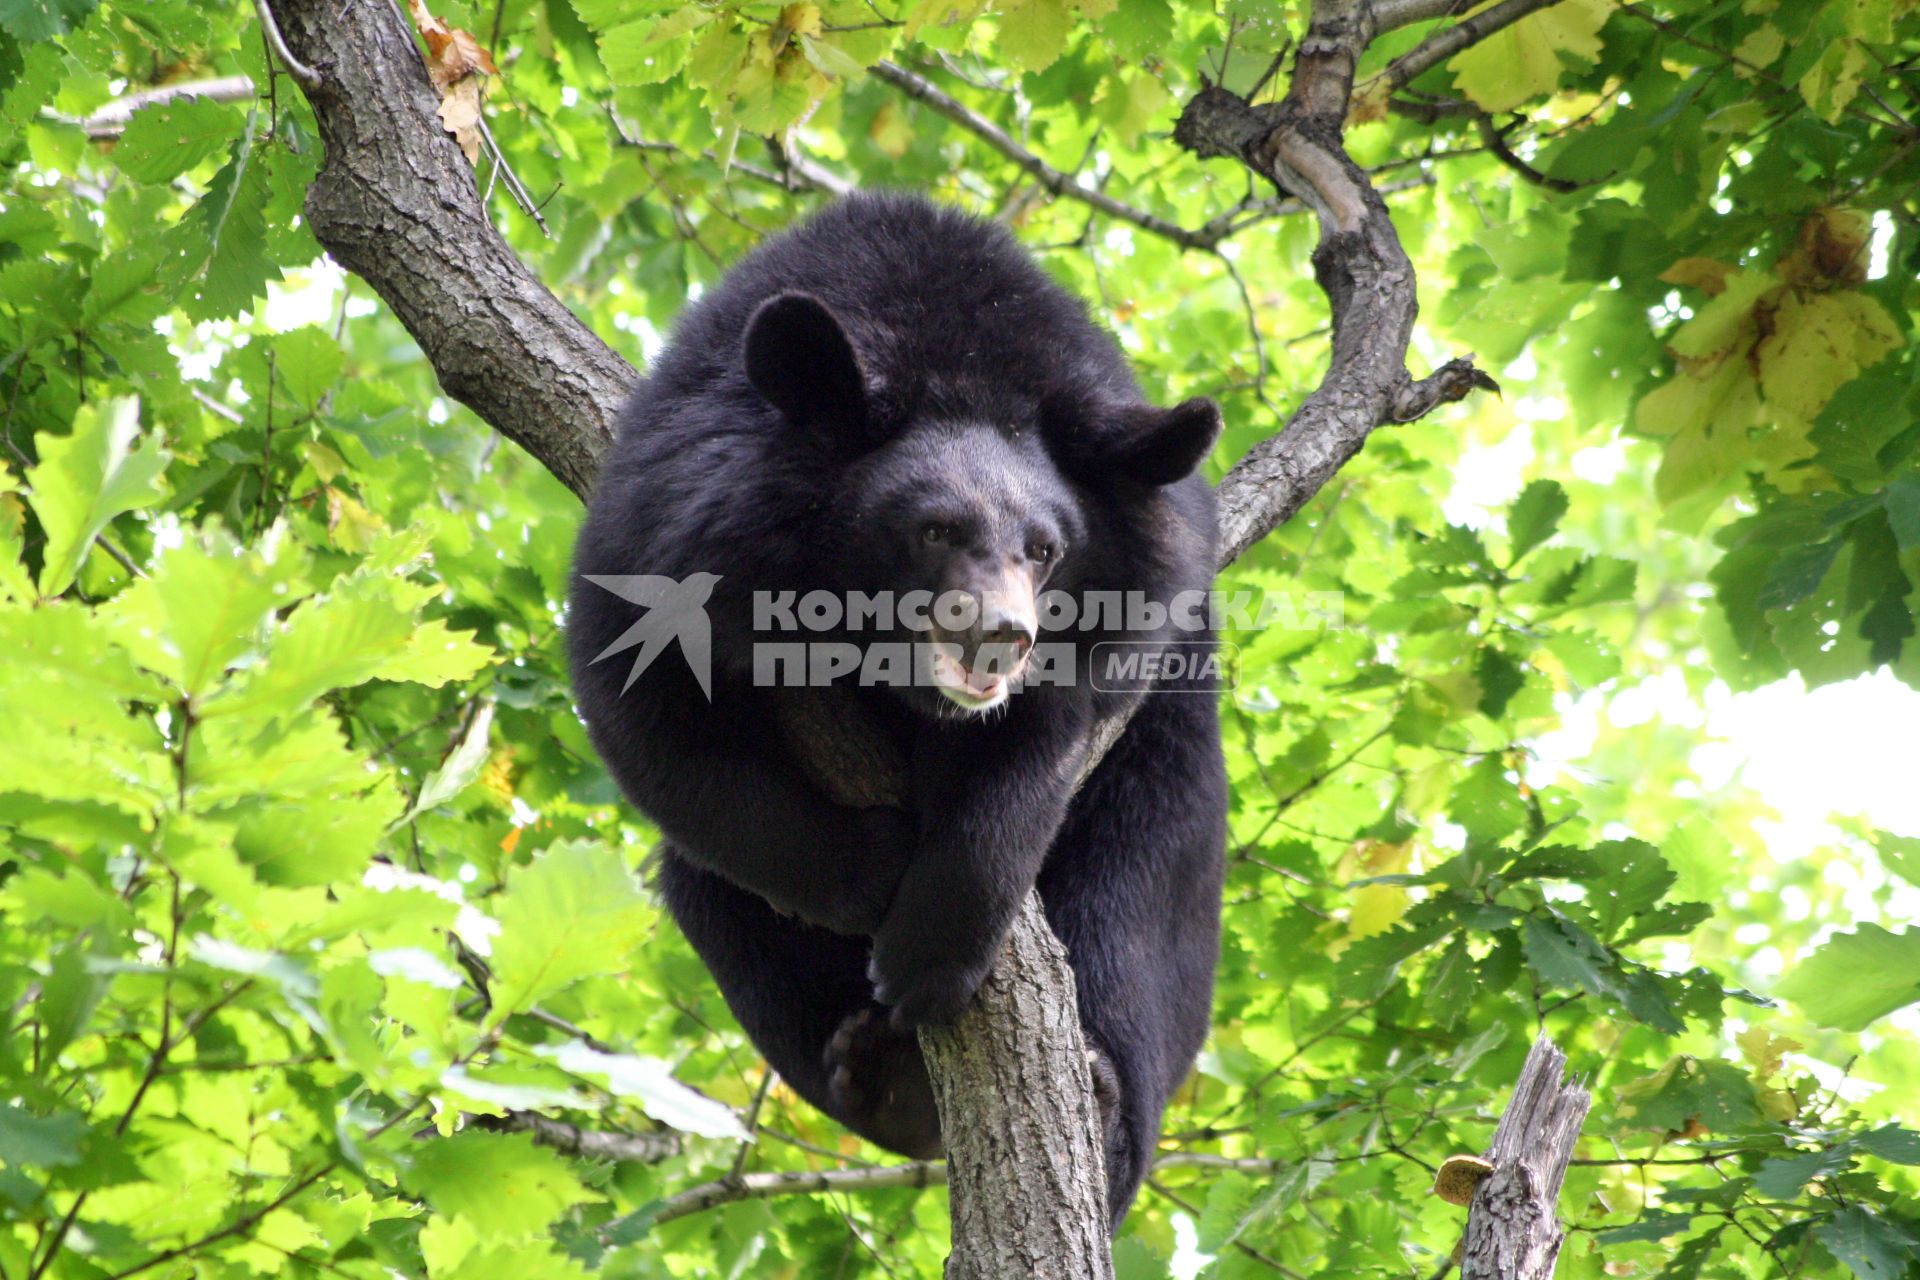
[1037,690,1227,1231]
[655,847,941,1159]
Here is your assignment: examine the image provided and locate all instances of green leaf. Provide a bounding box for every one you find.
[202,572,487,722]
[1507,479,1568,564]
[1450,758,1527,844]
[488,841,655,1017]
[1474,645,1525,719]
[400,700,494,823]
[112,96,245,183]
[273,326,346,411]
[1885,479,1920,553]
[403,1131,590,1241]
[1776,925,1920,1030]
[1521,913,1613,995]
[27,397,168,597]
[1815,1206,1920,1280]
[997,0,1074,72]
[544,1041,747,1138]
[168,124,277,320]
[103,526,311,697]
[1752,1147,1850,1199]
[36,940,107,1074]
[1855,1125,1920,1165]
[0,1103,85,1167]
[0,0,96,41]
[1614,1056,1762,1135]
[1594,1211,1694,1245]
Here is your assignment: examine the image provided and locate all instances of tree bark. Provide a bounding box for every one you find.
[266,0,1500,1268]
[270,0,629,500]
[925,897,1114,1280]
[1460,1037,1592,1280]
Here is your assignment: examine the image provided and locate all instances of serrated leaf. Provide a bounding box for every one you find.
[403,1131,590,1240]
[997,0,1074,71]
[102,527,311,697]
[1507,479,1568,564]
[1448,0,1611,112]
[112,96,245,183]
[1777,925,1920,1030]
[488,841,654,1017]
[1753,1147,1850,1198]
[0,0,96,41]
[0,1103,85,1167]
[1855,1125,1920,1165]
[273,326,346,411]
[169,125,278,320]
[1815,1206,1920,1280]
[1615,1056,1763,1135]
[28,397,167,597]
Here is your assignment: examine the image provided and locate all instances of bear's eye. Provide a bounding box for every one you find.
[921,523,952,546]
[1030,540,1060,565]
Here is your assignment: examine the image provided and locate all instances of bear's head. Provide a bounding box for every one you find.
[744,291,1220,717]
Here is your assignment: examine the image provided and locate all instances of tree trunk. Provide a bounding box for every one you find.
[265,0,1501,1267]
[926,897,1114,1280]
[1461,1036,1593,1280]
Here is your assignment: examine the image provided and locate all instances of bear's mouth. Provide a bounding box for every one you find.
[925,634,1033,711]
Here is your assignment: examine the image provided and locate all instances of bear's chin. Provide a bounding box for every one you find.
[934,680,1012,716]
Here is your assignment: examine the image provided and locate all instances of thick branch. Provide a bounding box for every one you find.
[269,0,630,499]
[274,0,1492,1269]
[1374,0,1570,95]
[1370,0,1474,33]
[1460,1037,1592,1280]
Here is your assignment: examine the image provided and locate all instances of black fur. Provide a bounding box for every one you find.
[569,193,1227,1229]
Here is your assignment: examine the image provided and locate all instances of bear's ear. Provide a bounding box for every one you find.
[743,292,870,442]
[1058,397,1221,486]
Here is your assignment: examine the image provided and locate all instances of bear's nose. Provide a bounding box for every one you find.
[979,573,1038,650]
[980,618,1035,657]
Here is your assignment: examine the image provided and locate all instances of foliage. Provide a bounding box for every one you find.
[0,0,1917,1277]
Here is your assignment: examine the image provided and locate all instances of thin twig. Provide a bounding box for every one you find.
[256,0,323,88]
[872,61,1255,251]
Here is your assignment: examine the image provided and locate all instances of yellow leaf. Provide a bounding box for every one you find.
[1659,256,1736,296]
[1665,268,1775,362]
[1448,0,1612,113]
[778,2,824,41]
[1341,839,1414,941]
[326,488,388,553]
[1731,22,1783,70]
[1643,357,1762,504]
[869,100,915,158]
[1798,37,1868,123]
[1756,289,1902,424]
[997,0,1074,72]
[1736,1025,1802,1080]
[302,440,347,483]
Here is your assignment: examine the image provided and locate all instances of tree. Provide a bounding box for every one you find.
[0,1,1917,1278]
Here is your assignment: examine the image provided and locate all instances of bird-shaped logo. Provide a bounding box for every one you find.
[583,573,721,699]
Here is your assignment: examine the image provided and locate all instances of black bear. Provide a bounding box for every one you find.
[569,193,1227,1228]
